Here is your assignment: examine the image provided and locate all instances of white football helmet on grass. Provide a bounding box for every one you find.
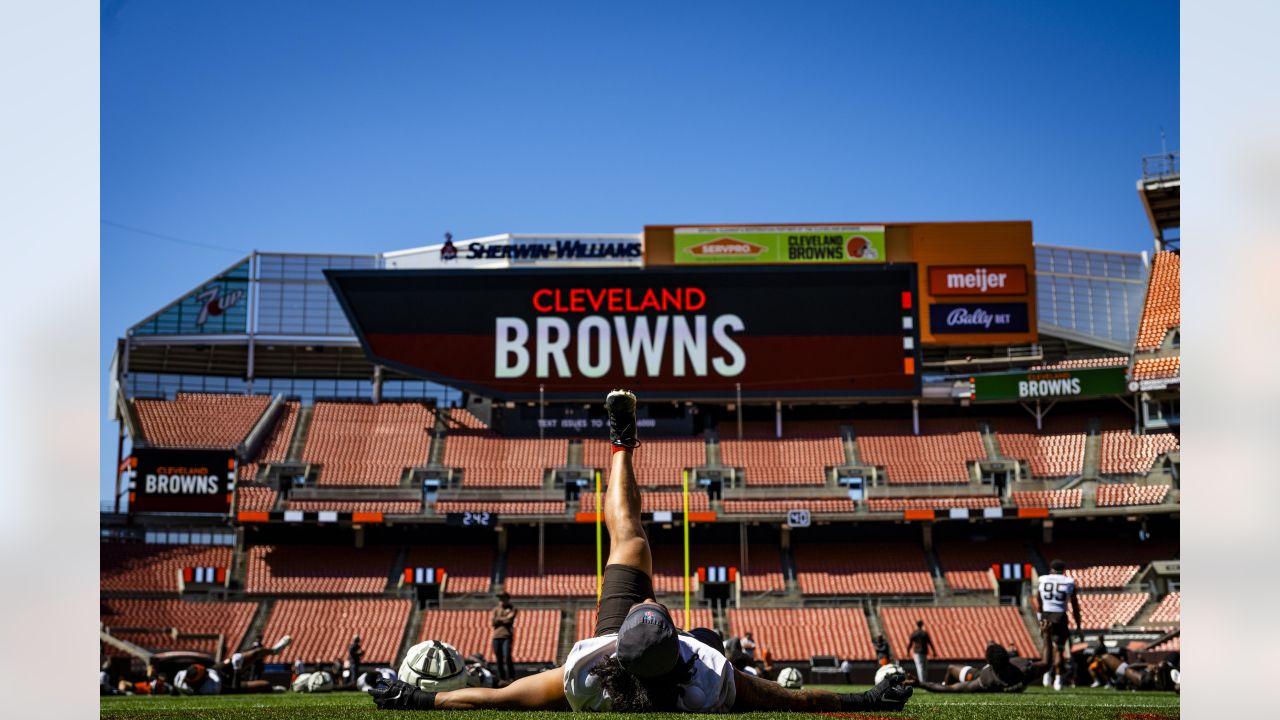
[399,640,468,691]
[875,663,905,685]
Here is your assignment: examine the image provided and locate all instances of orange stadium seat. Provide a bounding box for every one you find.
[580,490,710,513]
[261,598,411,665]
[1069,592,1150,629]
[584,437,705,487]
[1131,356,1180,381]
[721,497,855,515]
[1134,251,1180,351]
[992,416,1087,478]
[727,607,876,661]
[865,496,1000,512]
[1028,356,1129,371]
[881,606,1036,661]
[793,542,932,595]
[649,543,785,595]
[100,543,233,594]
[719,437,843,486]
[134,393,270,449]
[403,546,494,596]
[239,400,300,481]
[302,401,434,486]
[1095,484,1169,507]
[100,598,257,660]
[245,545,395,595]
[286,499,423,514]
[434,500,564,516]
[1148,592,1179,624]
[934,540,1030,592]
[503,545,596,597]
[445,434,566,488]
[1011,489,1082,509]
[417,609,561,663]
[1037,539,1178,589]
[1098,430,1179,476]
[236,485,278,513]
[447,408,490,430]
[577,607,715,642]
[856,420,984,485]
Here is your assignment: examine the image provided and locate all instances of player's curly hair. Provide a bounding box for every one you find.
[588,654,697,712]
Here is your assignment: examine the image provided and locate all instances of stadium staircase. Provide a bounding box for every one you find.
[397,606,427,666]
[1081,481,1098,509]
[1081,419,1103,479]
[923,546,950,598]
[239,599,276,652]
[387,546,410,593]
[980,422,1002,460]
[286,405,314,462]
[840,425,861,465]
[555,609,579,664]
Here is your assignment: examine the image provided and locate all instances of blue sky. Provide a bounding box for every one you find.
[100,0,1178,502]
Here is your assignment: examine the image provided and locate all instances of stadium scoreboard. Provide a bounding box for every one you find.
[327,265,920,400]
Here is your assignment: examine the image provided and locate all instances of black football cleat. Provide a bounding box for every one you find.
[369,678,436,710]
[605,389,640,448]
[839,672,912,712]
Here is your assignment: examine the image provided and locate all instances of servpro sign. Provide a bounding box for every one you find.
[971,366,1127,401]
[326,265,920,399]
[673,226,885,264]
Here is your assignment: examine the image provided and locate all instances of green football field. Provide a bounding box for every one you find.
[100,686,1179,720]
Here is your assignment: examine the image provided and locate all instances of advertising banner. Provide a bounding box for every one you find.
[327,265,920,399]
[128,448,236,514]
[928,266,1028,296]
[131,258,251,336]
[929,302,1030,334]
[673,226,885,265]
[972,366,1127,401]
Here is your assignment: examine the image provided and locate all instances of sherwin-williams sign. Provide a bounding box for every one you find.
[673,226,885,264]
[972,367,1127,401]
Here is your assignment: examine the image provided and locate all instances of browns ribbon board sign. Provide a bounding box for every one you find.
[326,266,920,399]
[129,448,235,514]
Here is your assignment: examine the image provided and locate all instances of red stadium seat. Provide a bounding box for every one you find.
[100,598,256,660]
[260,598,411,665]
[434,500,564,516]
[881,606,1036,660]
[238,401,300,482]
[576,607,715,642]
[101,543,233,594]
[856,420,984,485]
[934,540,1029,592]
[1134,251,1179,351]
[419,608,560,663]
[1095,484,1169,507]
[865,496,999,512]
[727,607,875,661]
[1148,592,1179,624]
[721,497,854,515]
[583,437,705,488]
[403,546,494,596]
[503,545,596,597]
[445,434,567,488]
[1011,489,1082,509]
[720,437,843,487]
[134,393,270,449]
[1098,431,1179,475]
[793,542,933,595]
[992,416,1087,478]
[302,401,434,486]
[245,545,395,595]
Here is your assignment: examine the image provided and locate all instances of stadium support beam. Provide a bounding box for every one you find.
[373,365,383,404]
[775,401,782,439]
[739,523,749,575]
[911,399,919,435]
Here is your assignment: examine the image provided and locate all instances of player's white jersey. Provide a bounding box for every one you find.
[562,633,736,712]
[1037,572,1076,613]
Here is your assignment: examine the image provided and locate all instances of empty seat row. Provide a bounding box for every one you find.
[245,545,394,595]
[445,435,565,488]
[1095,484,1170,507]
[101,543,233,594]
[262,598,410,665]
[302,402,434,486]
[994,417,1086,478]
[721,498,853,514]
[880,606,1036,660]
[857,421,985,485]
[727,607,876,661]
[579,491,710,513]
[793,542,933,595]
[402,546,494,596]
[1134,251,1180,351]
[419,608,560,664]
[435,500,565,516]
[577,607,715,643]
[1098,431,1179,475]
[865,496,999,512]
[1011,489,1082,509]
[100,598,257,660]
[238,401,300,482]
[134,393,271,449]
[1131,355,1180,381]
[720,437,843,486]
[1148,592,1180,624]
[934,540,1030,592]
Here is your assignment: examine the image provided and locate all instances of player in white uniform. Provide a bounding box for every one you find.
[371,390,912,713]
[1036,559,1083,691]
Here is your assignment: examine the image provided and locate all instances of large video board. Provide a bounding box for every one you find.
[327,265,920,399]
[128,448,235,514]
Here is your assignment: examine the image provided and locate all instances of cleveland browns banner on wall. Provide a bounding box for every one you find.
[128,448,235,514]
[326,265,920,399]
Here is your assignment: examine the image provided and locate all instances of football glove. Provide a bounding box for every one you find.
[370,678,437,711]
[839,672,913,711]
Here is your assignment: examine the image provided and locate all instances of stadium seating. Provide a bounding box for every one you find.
[856,420,984,484]
[1132,356,1180,381]
[577,607,715,642]
[445,434,565,488]
[1028,356,1129,371]
[992,417,1087,478]
[880,606,1036,661]
[579,491,709,513]
[719,437,843,486]
[239,400,300,482]
[1135,251,1180,351]
[650,543,785,594]
[1037,539,1178,589]
[261,598,411,665]
[1148,592,1180,624]
[727,607,875,661]
[1075,592,1151,629]
[418,608,560,663]
[134,393,270,448]
[793,542,933,595]
[1095,484,1169,507]
[302,401,434,486]
[287,499,423,514]
[865,496,1000,512]
[933,540,1030,592]
[434,500,564,516]
[100,598,257,660]
[502,545,595,597]
[245,545,395,594]
[402,546,494,596]
[721,497,854,514]
[447,408,489,430]
[584,437,705,487]
[1098,430,1180,475]
[100,543,233,594]
[1011,489,1082,509]
[236,485,278,513]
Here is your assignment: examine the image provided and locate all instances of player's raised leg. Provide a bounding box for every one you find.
[602,389,650,576]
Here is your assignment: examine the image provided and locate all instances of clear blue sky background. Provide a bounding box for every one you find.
[100,0,1178,502]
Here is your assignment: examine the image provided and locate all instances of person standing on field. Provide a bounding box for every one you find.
[907,620,935,682]
[492,591,518,684]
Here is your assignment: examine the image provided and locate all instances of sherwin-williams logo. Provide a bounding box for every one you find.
[686,237,768,256]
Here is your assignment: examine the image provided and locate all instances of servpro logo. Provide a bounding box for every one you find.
[685,237,767,256]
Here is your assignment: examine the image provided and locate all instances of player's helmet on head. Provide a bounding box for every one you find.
[875,663,905,685]
[616,603,680,679]
[1050,559,1066,573]
[984,642,1010,668]
[776,667,804,689]
[399,640,468,691]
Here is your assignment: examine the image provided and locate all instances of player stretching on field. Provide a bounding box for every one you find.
[1037,559,1082,691]
[371,390,912,713]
